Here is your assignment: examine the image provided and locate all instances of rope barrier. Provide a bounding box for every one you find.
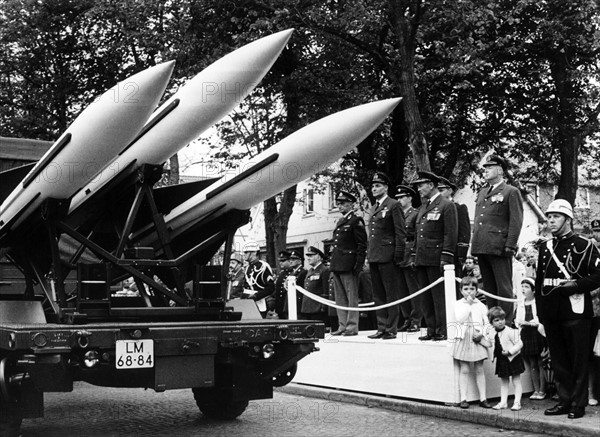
[453,278,520,303]
[294,277,444,312]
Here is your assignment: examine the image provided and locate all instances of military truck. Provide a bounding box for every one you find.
[0,164,323,436]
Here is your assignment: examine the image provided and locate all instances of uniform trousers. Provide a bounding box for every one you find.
[544,318,591,408]
[331,271,359,334]
[398,267,422,327]
[370,262,400,335]
[477,254,515,324]
[416,266,446,336]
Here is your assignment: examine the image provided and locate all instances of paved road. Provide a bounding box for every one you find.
[20,382,546,436]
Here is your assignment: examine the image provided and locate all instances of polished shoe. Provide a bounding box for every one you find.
[544,404,570,416]
[459,400,469,409]
[342,331,358,336]
[398,321,411,332]
[589,398,599,406]
[479,400,493,409]
[368,331,385,339]
[492,402,508,410]
[568,406,585,419]
[407,324,420,332]
[433,334,447,341]
[330,330,344,336]
[382,332,397,340]
[418,334,435,341]
[511,402,521,411]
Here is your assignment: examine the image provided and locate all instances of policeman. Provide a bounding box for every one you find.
[535,200,600,419]
[227,251,245,300]
[273,250,292,318]
[395,184,422,332]
[471,155,524,323]
[330,190,367,336]
[411,171,458,341]
[241,241,274,318]
[300,246,330,323]
[367,172,406,340]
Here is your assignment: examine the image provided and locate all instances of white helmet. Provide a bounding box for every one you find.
[545,199,573,219]
[243,240,260,252]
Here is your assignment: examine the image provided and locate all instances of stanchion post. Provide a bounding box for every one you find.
[443,263,459,405]
[443,264,457,327]
[287,275,297,320]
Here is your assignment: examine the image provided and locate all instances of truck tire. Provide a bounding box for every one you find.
[192,388,249,420]
[0,358,22,437]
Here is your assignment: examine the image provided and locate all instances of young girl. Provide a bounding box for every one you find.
[488,306,524,410]
[452,276,493,409]
[515,277,547,400]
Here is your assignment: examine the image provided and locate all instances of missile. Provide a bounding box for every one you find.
[68,29,294,215]
[137,98,401,244]
[0,61,175,234]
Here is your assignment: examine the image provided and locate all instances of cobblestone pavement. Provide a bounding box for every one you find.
[19,382,546,437]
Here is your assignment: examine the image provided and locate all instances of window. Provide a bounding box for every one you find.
[575,187,590,209]
[525,183,539,204]
[303,188,314,215]
[328,184,337,211]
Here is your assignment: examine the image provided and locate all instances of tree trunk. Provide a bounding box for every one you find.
[548,52,578,205]
[168,154,179,185]
[387,0,431,173]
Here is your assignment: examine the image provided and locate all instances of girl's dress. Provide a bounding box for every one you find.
[494,328,525,378]
[451,298,489,362]
[520,303,545,357]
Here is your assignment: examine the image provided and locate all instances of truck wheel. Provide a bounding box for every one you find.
[271,363,297,387]
[0,358,22,437]
[192,388,249,420]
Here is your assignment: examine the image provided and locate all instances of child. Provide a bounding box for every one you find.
[515,277,547,400]
[488,306,524,410]
[452,276,493,409]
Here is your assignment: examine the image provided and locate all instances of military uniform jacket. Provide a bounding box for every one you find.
[228,268,245,299]
[399,206,418,267]
[412,195,458,266]
[330,212,367,272]
[284,265,307,312]
[274,266,292,315]
[534,232,600,321]
[471,181,524,256]
[300,263,330,314]
[367,196,406,264]
[244,260,274,301]
[456,202,471,260]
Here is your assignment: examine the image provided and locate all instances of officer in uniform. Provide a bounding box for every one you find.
[471,155,523,323]
[285,250,307,316]
[300,246,330,323]
[330,191,367,336]
[273,250,292,318]
[411,171,458,341]
[241,240,275,318]
[535,200,600,419]
[367,172,406,340]
[227,251,245,300]
[395,184,422,332]
[437,176,471,275]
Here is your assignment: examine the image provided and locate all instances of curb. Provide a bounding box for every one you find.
[278,384,600,437]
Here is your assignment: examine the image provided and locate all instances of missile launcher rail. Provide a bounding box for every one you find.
[0,163,323,436]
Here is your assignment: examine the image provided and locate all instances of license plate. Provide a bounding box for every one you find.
[116,339,154,369]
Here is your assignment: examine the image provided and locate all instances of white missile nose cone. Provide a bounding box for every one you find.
[130,60,175,98]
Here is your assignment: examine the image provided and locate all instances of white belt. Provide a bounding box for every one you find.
[543,278,564,286]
